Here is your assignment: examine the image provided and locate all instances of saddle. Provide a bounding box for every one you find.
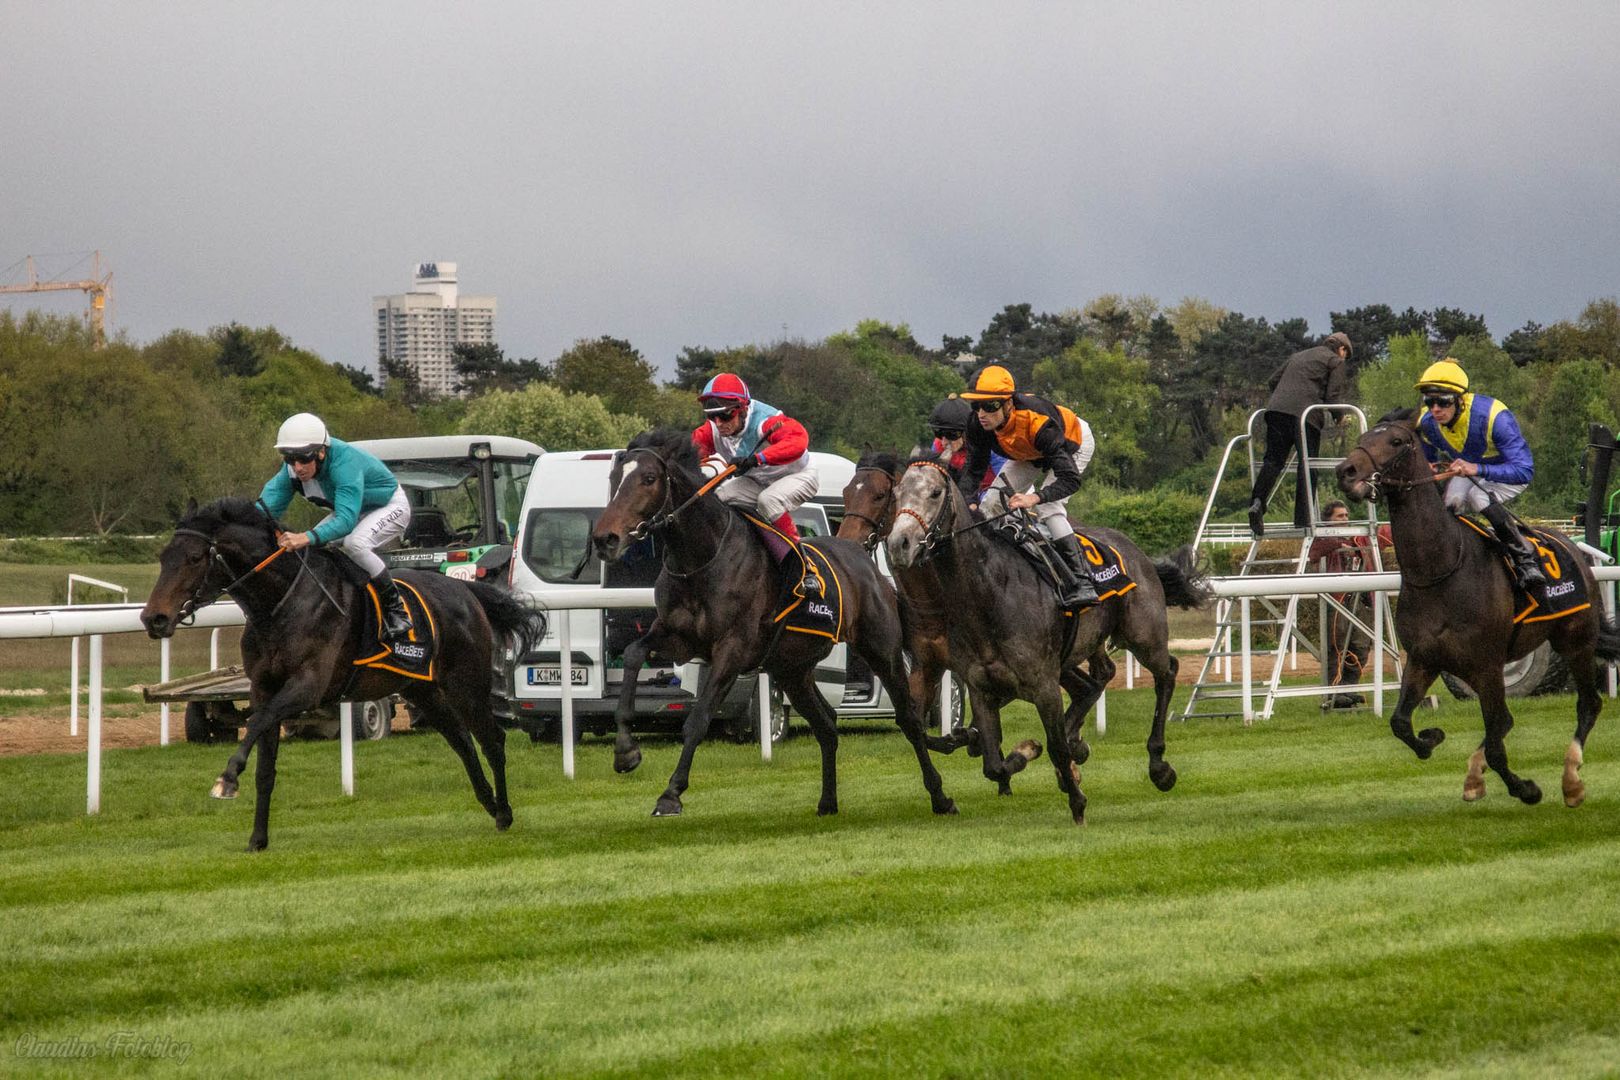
[352,578,439,680]
[1456,516,1591,624]
[744,514,844,642]
[995,517,1137,608]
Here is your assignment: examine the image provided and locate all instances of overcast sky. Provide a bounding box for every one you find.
[4,2,1617,375]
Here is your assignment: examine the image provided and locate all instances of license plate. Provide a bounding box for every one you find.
[528,665,588,686]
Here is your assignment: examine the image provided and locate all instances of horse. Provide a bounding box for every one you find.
[886,458,1212,823]
[838,451,1102,790]
[589,429,956,818]
[140,497,547,850]
[1336,411,1620,806]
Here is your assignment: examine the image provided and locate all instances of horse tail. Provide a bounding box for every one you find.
[466,580,548,656]
[1596,612,1620,664]
[1152,545,1214,610]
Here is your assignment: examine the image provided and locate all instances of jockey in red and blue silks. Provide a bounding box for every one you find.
[1414,357,1545,588]
[691,372,819,541]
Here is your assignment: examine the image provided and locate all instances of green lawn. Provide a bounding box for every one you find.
[2,692,1618,1078]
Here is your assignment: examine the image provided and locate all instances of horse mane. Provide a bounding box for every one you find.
[626,427,704,487]
[856,450,905,475]
[1379,406,1420,424]
[181,496,277,535]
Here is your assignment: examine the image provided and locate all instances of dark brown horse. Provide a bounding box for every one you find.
[1336,411,1620,805]
[140,497,546,850]
[887,459,1211,823]
[839,451,1098,790]
[590,429,956,818]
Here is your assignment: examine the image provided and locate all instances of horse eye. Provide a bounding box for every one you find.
[640,472,656,485]
[187,552,206,565]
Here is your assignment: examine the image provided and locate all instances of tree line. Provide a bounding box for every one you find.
[2,294,1617,538]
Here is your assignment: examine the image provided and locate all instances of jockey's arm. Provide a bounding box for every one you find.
[258,468,295,520]
[754,414,808,465]
[308,471,366,547]
[1032,424,1082,504]
[1480,408,1535,485]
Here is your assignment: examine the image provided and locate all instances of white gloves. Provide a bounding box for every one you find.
[700,455,728,480]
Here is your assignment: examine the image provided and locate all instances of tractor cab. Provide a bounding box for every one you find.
[351,435,543,581]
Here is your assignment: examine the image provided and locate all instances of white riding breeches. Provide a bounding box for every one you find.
[1441,475,1526,514]
[717,468,821,522]
[978,448,1087,541]
[325,486,411,578]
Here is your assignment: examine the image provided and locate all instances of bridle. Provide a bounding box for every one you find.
[842,466,896,554]
[169,521,344,623]
[1343,423,1436,502]
[894,459,1014,564]
[616,447,738,578]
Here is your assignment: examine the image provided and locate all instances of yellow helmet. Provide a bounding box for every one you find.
[961,365,1017,401]
[1415,359,1469,395]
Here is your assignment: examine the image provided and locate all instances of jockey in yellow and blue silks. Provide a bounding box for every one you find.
[259,412,416,642]
[1415,359,1546,589]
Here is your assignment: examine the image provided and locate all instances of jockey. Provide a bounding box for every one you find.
[691,373,819,543]
[1414,358,1547,589]
[958,365,1099,607]
[929,396,1002,493]
[259,412,416,643]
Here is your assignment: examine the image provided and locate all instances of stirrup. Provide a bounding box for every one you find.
[800,574,823,597]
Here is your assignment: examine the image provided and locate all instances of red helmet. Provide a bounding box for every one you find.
[699,372,750,416]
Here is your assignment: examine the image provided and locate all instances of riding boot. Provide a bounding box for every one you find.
[1051,533,1101,608]
[773,512,822,596]
[1481,501,1548,590]
[372,570,415,645]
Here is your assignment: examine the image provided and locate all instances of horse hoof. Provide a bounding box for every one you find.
[1462,780,1486,803]
[651,796,682,817]
[817,801,839,816]
[996,780,1013,796]
[614,748,643,774]
[1015,739,1043,762]
[966,728,983,758]
[1417,728,1446,757]
[1149,762,1177,792]
[934,798,958,816]
[1518,780,1543,806]
[1071,738,1091,766]
[245,836,267,853]
[1564,785,1586,809]
[210,778,238,800]
[495,812,513,831]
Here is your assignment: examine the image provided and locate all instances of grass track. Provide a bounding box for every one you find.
[2,691,1618,1077]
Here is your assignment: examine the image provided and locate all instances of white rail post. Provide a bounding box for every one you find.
[559,610,575,780]
[87,634,103,814]
[1095,688,1107,736]
[1125,652,1135,690]
[757,671,773,762]
[210,628,221,669]
[159,637,171,745]
[70,636,80,736]
[1373,588,1386,714]
[1240,596,1254,725]
[940,671,953,738]
[339,702,354,796]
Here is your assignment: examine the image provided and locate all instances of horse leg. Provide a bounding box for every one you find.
[1463,742,1487,802]
[246,724,281,852]
[466,711,513,830]
[611,625,668,774]
[416,690,501,820]
[213,682,312,802]
[782,669,842,815]
[871,646,957,815]
[1137,645,1181,792]
[653,661,740,817]
[1060,662,1104,766]
[1034,682,1087,825]
[1475,679,1541,805]
[967,687,1040,794]
[1564,646,1603,808]
[1387,660,1446,760]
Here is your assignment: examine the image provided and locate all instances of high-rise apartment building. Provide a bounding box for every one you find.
[373,262,496,397]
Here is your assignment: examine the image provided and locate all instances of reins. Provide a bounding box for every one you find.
[1348,426,1464,588]
[897,459,1015,563]
[172,522,346,623]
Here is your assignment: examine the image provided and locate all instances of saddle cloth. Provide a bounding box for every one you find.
[1001,524,1138,608]
[743,513,845,642]
[1456,516,1591,624]
[353,579,439,680]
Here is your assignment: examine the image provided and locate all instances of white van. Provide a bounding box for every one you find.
[498,449,928,741]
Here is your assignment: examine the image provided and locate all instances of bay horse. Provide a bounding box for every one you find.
[590,429,956,818]
[886,459,1212,823]
[838,451,1102,790]
[1336,411,1620,805]
[140,497,546,850]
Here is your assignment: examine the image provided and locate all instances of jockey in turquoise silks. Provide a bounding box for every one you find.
[258,412,416,642]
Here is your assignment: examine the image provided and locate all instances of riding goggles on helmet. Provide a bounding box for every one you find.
[933,428,964,441]
[1421,394,1459,410]
[970,399,1007,413]
[281,448,320,465]
[703,402,743,420]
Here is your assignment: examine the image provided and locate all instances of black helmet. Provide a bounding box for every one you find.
[929,397,972,436]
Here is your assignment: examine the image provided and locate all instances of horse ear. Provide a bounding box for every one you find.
[183,497,197,521]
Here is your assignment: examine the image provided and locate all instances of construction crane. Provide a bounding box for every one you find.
[0,251,113,348]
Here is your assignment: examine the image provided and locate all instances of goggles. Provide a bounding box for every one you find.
[933,428,964,441]
[969,399,1007,413]
[281,449,320,465]
[1421,394,1459,410]
[702,402,743,420]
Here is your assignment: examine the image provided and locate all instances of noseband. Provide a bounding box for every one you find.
[895,460,962,564]
[1345,425,1433,502]
[842,466,897,554]
[615,447,737,578]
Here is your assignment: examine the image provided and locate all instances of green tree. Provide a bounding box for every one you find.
[1329,304,1429,364]
[1429,307,1490,352]
[459,384,647,451]
[1164,296,1227,356]
[452,343,548,396]
[1526,359,1615,512]
[552,336,658,417]
[972,304,1084,387]
[672,346,719,391]
[1030,340,1160,487]
[1356,332,1436,421]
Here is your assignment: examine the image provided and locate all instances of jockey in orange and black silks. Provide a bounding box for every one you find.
[957,365,1100,607]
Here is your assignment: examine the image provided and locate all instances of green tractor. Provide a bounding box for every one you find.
[352,435,543,583]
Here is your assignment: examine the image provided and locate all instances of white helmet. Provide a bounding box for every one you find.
[274,412,329,452]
